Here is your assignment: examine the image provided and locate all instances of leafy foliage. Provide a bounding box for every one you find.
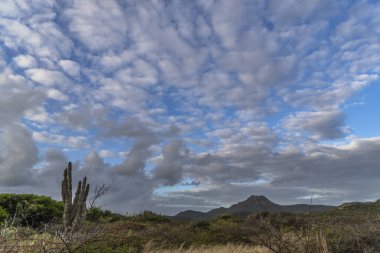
[87,207,126,223]
[0,206,8,223]
[132,210,171,223]
[0,193,63,227]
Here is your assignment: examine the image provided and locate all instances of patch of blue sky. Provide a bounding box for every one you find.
[154,177,201,198]
[162,87,185,116]
[107,106,128,121]
[344,81,380,138]
[153,184,196,197]
[186,138,217,154]
[62,148,91,163]
[95,137,133,155]
[266,104,295,129]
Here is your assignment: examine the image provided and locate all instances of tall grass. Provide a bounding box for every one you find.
[143,243,272,253]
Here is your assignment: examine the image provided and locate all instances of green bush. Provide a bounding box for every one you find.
[86,207,126,223]
[0,206,8,223]
[0,193,63,228]
[191,220,210,229]
[86,207,104,222]
[132,210,171,223]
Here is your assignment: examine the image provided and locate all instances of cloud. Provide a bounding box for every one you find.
[46,89,69,101]
[114,59,158,87]
[102,117,163,176]
[0,125,38,186]
[112,138,155,176]
[0,73,45,126]
[75,151,156,214]
[154,139,188,186]
[36,149,69,188]
[26,68,71,87]
[283,110,347,139]
[64,0,127,51]
[24,106,51,123]
[59,60,81,78]
[33,131,88,149]
[0,14,72,60]
[13,55,37,68]
[268,137,380,197]
[156,136,380,213]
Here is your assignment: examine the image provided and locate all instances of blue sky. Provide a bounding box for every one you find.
[0,0,380,214]
[345,81,380,137]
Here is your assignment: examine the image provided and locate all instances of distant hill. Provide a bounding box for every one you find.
[175,195,335,220]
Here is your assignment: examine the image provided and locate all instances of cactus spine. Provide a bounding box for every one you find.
[61,162,90,233]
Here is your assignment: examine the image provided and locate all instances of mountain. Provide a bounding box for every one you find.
[174,195,335,220]
[175,210,208,220]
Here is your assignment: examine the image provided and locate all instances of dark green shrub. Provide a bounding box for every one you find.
[0,193,63,227]
[132,210,171,223]
[86,207,126,223]
[86,207,105,222]
[214,213,242,223]
[0,206,8,223]
[191,220,210,229]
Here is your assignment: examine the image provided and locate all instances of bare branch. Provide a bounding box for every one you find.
[88,182,112,210]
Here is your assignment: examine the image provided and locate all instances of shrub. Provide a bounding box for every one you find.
[132,210,171,223]
[0,193,63,227]
[0,206,8,223]
[86,207,105,222]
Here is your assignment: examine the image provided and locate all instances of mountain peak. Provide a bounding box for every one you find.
[228,195,279,213]
[246,195,270,202]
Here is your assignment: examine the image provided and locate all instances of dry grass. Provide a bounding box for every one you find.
[143,243,272,253]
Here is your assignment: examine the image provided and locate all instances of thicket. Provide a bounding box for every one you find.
[0,193,63,227]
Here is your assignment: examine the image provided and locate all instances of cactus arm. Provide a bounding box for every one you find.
[67,162,73,211]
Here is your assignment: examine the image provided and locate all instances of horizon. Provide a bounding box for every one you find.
[1,0,380,216]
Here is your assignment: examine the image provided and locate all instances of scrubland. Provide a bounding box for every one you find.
[1,194,380,253]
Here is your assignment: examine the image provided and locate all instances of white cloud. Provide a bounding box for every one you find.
[26,68,71,87]
[99,49,137,71]
[99,149,114,158]
[13,54,37,68]
[46,88,69,101]
[33,131,88,149]
[64,0,127,51]
[24,106,51,123]
[59,60,81,77]
[0,15,72,60]
[0,0,55,18]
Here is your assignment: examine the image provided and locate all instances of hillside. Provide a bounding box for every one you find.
[175,195,335,220]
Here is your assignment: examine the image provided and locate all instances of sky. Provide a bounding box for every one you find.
[0,0,380,215]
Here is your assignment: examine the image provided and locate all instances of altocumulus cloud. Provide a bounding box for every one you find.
[0,0,380,214]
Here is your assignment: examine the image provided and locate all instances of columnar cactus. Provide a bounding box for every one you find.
[61,162,90,233]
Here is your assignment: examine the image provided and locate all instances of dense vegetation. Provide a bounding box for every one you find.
[0,193,63,227]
